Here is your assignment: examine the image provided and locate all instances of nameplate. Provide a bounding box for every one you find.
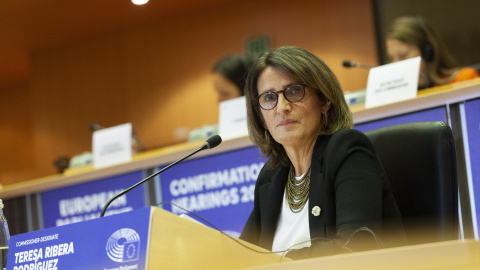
[218,96,248,140]
[8,207,151,270]
[365,56,420,108]
[93,123,132,168]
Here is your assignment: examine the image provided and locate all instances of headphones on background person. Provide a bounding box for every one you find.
[416,16,434,62]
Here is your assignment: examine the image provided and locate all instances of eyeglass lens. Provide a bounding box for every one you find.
[258,84,305,110]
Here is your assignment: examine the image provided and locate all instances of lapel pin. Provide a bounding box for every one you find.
[311,206,321,216]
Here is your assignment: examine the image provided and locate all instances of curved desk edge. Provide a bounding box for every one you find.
[352,78,480,124]
[0,135,254,199]
[244,239,480,270]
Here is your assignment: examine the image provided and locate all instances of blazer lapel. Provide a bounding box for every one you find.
[309,135,330,239]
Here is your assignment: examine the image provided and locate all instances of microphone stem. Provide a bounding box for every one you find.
[419,72,431,89]
[99,144,207,217]
[357,64,374,69]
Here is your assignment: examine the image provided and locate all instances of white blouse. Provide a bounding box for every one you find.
[271,173,311,253]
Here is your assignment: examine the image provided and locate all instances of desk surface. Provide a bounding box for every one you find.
[351,77,480,123]
[1,78,479,199]
[246,239,480,270]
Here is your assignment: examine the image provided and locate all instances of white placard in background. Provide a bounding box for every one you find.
[93,123,132,168]
[218,96,248,140]
[365,56,421,108]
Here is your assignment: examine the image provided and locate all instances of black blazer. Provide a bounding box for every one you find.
[240,129,405,259]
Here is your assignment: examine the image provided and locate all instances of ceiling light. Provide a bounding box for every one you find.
[132,0,149,5]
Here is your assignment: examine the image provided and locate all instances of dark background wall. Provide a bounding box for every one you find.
[373,0,480,67]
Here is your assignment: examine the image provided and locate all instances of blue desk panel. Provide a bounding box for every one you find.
[158,146,265,237]
[464,98,480,238]
[354,106,447,132]
[8,207,151,270]
[41,170,147,228]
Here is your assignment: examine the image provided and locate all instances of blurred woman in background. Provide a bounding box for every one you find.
[212,54,251,102]
[385,16,479,89]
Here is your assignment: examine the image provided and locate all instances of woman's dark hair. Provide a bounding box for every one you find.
[212,54,251,95]
[244,46,353,167]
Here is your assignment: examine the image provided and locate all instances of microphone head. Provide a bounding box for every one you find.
[203,135,222,149]
[89,123,103,131]
[342,60,356,68]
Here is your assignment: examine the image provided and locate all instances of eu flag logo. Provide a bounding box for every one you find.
[123,240,140,262]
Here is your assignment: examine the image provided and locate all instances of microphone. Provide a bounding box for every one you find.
[342,60,375,69]
[203,134,222,149]
[99,134,222,217]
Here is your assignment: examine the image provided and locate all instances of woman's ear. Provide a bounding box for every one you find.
[321,101,331,114]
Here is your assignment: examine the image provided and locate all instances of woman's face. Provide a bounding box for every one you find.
[386,38,427,73]
[257,66,324,148]
[213,73,242,102]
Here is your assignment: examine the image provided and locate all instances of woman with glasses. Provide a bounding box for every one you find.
[239,46,405,259]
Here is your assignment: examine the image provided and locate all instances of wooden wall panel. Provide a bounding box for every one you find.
[0,0,377,185]
[29,34,128,178]
[0,82,35,185]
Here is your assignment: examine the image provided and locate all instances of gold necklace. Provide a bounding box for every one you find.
[286,164,311,213]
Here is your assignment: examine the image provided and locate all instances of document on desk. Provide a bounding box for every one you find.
[218,96,248,140]
[92,123,132,168]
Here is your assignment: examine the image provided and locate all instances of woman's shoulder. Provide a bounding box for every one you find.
[256,160,287,183]
[324,129,373,153]
[451,67,480,83]
[330,128,369,142]
[317,128,365,143]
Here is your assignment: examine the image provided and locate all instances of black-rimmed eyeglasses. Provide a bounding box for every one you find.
[257,84,306,110]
